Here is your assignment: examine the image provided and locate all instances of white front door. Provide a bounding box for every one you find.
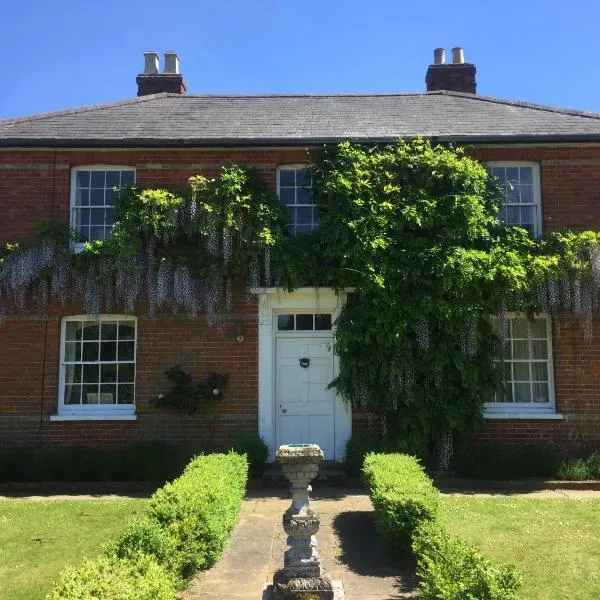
[276,336,335,460]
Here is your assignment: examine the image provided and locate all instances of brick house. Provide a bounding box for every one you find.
[2,47,600,461]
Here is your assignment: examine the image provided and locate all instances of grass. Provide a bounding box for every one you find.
[0,497,148,600]
[443,497,600,600]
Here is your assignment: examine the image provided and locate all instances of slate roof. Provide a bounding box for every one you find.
[2,90,600,147]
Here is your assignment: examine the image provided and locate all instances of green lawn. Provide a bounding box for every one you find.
[0,497,148,600]
[443,496,600,600]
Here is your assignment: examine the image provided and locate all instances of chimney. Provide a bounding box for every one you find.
[136,51,187,96]
[425,47,476,94]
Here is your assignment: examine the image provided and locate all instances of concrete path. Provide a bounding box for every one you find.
[182,487,418,600]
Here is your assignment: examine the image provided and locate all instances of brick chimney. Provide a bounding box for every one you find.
[425,47,476,94]
[136,51,187,96]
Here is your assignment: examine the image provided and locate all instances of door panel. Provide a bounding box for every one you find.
[276,337,335,459]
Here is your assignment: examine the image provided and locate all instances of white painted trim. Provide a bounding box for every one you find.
[484,413,564,420]
[258,288,351,462]
[49,414,138,421]
[58,315,137,418]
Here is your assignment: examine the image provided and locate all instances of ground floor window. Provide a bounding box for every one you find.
[59,315,136,417]
[486,314,555,416]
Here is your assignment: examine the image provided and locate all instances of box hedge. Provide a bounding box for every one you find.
[363,453,441,550]
[46,452,248,599]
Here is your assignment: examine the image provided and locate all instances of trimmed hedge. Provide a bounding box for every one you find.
[46,452,248,599]
[364,453,522,599]
[413,522,522,600]
[45,555,177,600]
[363,453,441,549]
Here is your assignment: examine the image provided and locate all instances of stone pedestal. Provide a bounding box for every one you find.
[272,444,338,600]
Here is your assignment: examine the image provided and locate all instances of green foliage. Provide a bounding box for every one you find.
[344,431,380,477]
[229,433,269,477]
[107,518,182,587]
[362,453,441,550]
[413,521,522,600]
[153,365,229,413]
[586,450,600,479]
[149,453,248,578]
[556,457,590,480]
[45,554,178,600]
[454,443,560,479]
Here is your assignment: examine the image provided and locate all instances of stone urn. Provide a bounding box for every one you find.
[272,444,335,600]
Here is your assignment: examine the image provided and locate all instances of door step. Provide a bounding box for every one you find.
[262,461,347,488]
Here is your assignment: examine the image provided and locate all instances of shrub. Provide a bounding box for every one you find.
[149,452,248,578]
[586,451,600,479]
[229,433,269,477]
[454,443,560,479]
[45,555,177,600]
[556,457,589,480]
[106,517,181,585]
[344,431,380,477]
[413,522,522,600]
[363,453,441,551]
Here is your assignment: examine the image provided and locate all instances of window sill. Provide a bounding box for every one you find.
[484,412,565,420]
[49,414,137,422]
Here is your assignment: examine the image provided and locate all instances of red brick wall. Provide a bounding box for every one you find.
[2,145,600,453]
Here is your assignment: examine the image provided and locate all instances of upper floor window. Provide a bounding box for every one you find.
[58,315,137,418]
[71,167,135,246]
[486,314,555,415]
[488,163,541,237]
[277,165,319,235]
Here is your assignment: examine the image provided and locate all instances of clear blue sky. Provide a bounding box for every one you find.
[2,0,599,119]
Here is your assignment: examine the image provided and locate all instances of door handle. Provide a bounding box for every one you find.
[282,408,287,413]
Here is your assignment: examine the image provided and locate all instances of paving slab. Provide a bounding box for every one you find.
[182,487,418,600]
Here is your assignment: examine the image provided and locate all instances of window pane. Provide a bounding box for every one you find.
[101,322,118,340]
[512,340,529,359]
[105,208,117,226]
[105,189,117,205]
[531,340,548,359]
[90,189,104,206]
[82,342,99,361]
[315,314,332,330]
[505,167,519,184]
[279,170,295,186]
[90,208,105,225]
[105,171,120,187]
[121,171,135,186]
[513,362,530,381]
[531,362,549,381]
[519,167,533,184]
[295,224,313,235]
[90,171,105,187]
[278,314,294,331]
[64,385,82,405]
[89,226,105,241]
[100,364,117,383]
[76,208,90,227]
[520,185,533,204]
[297,188,314,205]
[82,322,100,340]
[83,363,99,383]
[64,341,81,362]
[296,314,313,330]
[99,384,116,404]
[491,168,505,184]
[514,382,531,403]
[296,206,313,225]
[76,171,90,187]
[118,363,135,383]
[532,382,549,403]
[118,341,135,361]
[530,318,547,338]
[511,318,528,338]
[506,206,520,224]
[65,321,83,341]
[82,384,99,404]
[279,187,295,205]
[118,384,135,404]
[118,323,135,341]
[76,189,90,207]
[296,168,311,186]
[520,206,534,225]
[65,364,82,385]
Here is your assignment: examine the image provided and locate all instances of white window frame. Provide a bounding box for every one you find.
[487,162,542,238]
[276,164,318,235]
[485,313,562,420]
[52,314,137,421]
[70,165,136,251]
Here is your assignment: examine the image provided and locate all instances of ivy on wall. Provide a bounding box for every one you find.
[2,140,600,455]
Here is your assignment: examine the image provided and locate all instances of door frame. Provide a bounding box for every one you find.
[257,288,352,462]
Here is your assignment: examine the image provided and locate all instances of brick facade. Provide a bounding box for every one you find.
[2,145,600,453]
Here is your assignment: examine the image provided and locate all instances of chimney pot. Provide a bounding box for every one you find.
[433,48,446,65]
[452,47,465,64]
[164,51,180,74]
[143,51,159,75]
